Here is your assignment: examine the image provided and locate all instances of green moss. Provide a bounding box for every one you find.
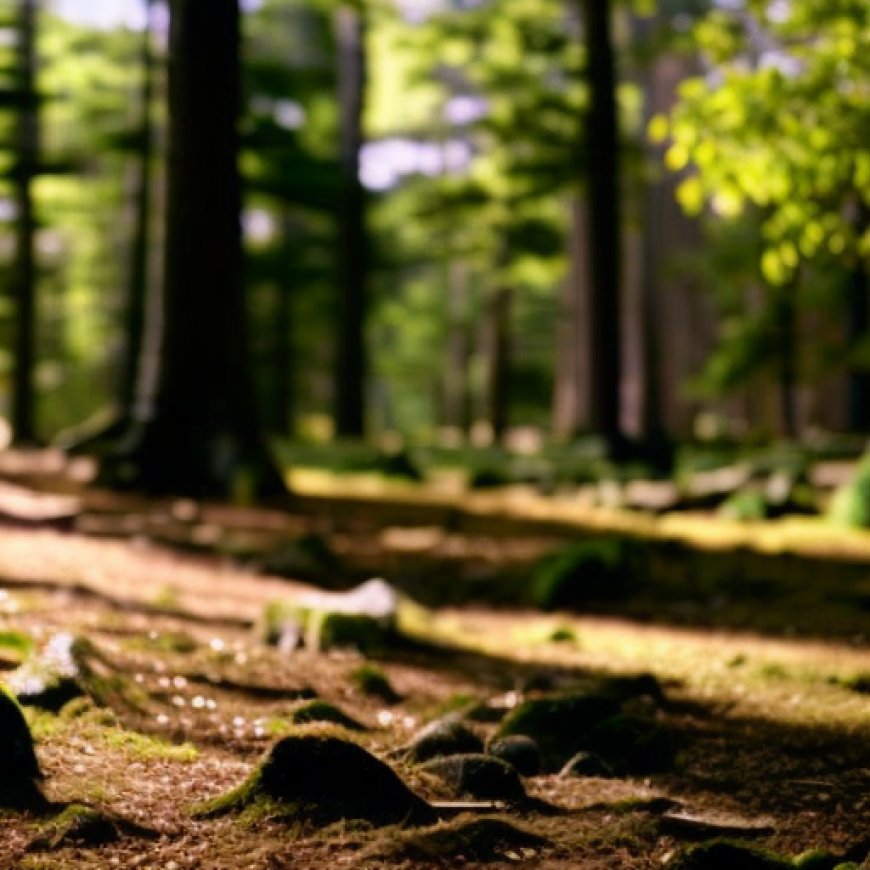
[288,700,365,731]
[0,630,35,660]
[529,538,635,611]
[668,839,791,869]
[28,803,157,851]
[101,728,198,762]
[349,664,401,703]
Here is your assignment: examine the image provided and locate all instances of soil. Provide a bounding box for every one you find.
[0,456,867,869]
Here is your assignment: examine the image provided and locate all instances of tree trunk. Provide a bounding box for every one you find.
[847,203,870,431]
[333,4,367,438]
[10,0,39,446]
[108,0,283,499]
[579,0,623,450]
[442,259,471,435]
[774,281,798,439]
[482,285,511,443]
[552,196,591,439]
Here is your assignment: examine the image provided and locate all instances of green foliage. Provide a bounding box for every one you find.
[665,1,870,276]
[828,453,870,528]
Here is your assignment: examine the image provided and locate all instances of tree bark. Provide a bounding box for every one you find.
[847,202,870,431]
[552,196,591,439]
[482,285,511,443]
[11,0,40,445]
[333,4,368,438]
[108,0,283,499]
[579,0,623,450]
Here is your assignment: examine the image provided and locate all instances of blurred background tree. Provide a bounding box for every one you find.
[0,0,867,493]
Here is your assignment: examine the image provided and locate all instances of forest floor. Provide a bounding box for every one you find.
[0,453,867,869]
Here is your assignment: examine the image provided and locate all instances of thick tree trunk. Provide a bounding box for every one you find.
[108,0,282,499]
[11,0,39,446]
[552,197,591,439]
[333,4,367,438]
[579,0,623,450]
[847,203,870,431]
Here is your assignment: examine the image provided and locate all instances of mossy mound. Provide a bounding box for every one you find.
[495,693,621,770]
[667,840,790,870]
[27,803,157,852]
[486,735,542,777]
[585,713,675,775]
[829,453,870,528]
[6,634,141,715]
[0,685,45,810]
[406,714,484,764]
[195,728,435,827]
[421,754,526,802]
[288,699,365,731]
[364,817,549,864]
[350,664,402,704]
[529,538,635,611]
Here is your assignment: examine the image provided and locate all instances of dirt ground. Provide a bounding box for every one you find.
[0,467,867,868]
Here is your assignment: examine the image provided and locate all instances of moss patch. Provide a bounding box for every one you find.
[363,816,550,864]
[27,803,157,852]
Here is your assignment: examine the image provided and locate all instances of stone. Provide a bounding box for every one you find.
[421,753,526,802]
[407,714,484,763]
[667,841,791,870]
[495,693,621,770]
[486,735,543,777]
[559,751,615,778]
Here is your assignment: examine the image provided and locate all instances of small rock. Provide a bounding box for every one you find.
[559,751,614,778]
[487,735,542,777]
[667,840,791,870]
[407,714,483,763]
[422,753,526,802]
[496,693,621,770]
